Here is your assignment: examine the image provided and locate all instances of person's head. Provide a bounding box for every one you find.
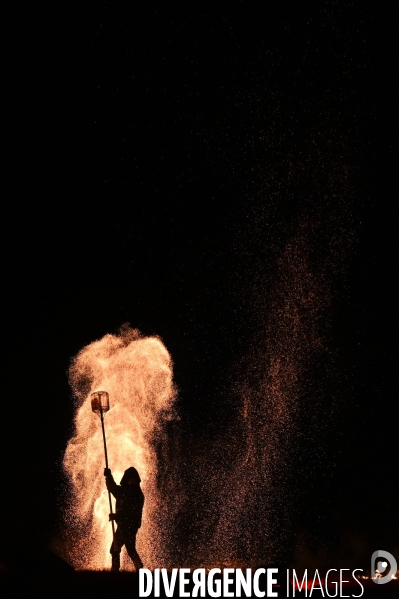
[120,467,141,486]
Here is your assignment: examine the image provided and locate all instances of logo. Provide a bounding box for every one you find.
[371,550,397,584]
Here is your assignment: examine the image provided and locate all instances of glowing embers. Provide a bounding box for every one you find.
[63,327,176,570]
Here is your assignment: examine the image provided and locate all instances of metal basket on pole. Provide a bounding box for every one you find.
[91,391,116,551]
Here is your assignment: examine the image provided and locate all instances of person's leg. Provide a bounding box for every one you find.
[125,529,143,571]
[110,527,124,571]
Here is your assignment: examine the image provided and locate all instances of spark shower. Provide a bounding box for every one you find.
[63,327,176,570]
[63,221,338,570]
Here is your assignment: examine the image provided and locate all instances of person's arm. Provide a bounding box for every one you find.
[104,468,120,498]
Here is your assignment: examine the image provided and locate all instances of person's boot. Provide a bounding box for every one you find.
[133,555,143,571]
[111,551,121,572]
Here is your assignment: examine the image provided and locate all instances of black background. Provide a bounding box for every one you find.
[2,1,397,569]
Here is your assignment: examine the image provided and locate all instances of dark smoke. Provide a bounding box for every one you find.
[155,88,358,568]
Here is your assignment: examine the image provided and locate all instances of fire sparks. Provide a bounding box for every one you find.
[63,326,176,570]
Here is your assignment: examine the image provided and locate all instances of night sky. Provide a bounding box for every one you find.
[2,2,397,570]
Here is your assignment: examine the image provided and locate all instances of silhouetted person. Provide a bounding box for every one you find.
[104,466,144,571]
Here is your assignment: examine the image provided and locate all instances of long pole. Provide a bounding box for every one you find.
[100,406,116,548]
